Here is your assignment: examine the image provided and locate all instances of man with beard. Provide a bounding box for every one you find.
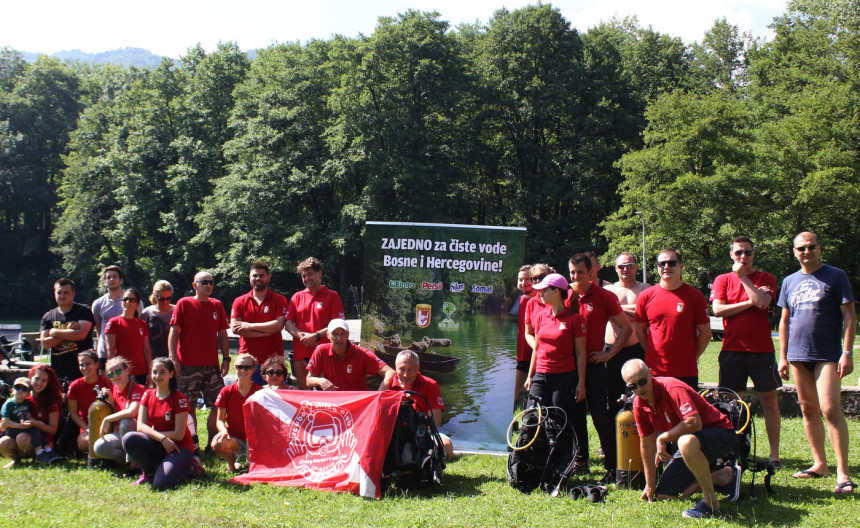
[231,261,289,385]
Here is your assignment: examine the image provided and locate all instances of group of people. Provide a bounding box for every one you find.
[1,256,452,489]
[516,232,856,518]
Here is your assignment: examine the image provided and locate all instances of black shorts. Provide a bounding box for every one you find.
[719,350,782,393]
[655,427,737,496]
[516,360,531,372]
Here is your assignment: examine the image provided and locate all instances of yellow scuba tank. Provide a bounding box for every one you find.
[87,387,114,467]
[615,395,644,489]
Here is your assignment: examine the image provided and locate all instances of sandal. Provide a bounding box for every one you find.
[835,480,856,495]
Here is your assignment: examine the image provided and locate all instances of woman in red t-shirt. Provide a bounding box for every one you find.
[524,273,588,469]
[121,357,201,490]
[93,356,146,464]
[66,350,112,454]
[105,288,152,385]
[211,353,261,471]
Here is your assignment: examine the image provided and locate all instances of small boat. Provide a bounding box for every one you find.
[378,345,461,373]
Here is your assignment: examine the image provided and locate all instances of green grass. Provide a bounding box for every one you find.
[1,409,858,527]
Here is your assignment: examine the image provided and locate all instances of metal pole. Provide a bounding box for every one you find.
[635,211,646,283]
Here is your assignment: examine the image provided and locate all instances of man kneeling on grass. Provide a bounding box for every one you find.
[621,359,740,519]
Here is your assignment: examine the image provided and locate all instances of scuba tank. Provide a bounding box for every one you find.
[87,387,114,468]
[615,394,644,489]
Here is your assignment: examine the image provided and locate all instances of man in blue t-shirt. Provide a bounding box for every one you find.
[777,231,856,494]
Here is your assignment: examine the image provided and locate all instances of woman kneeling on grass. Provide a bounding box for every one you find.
[93,356,145,465]
[211,353,261,471]
[67,350,113,454]
[122,357,202,489]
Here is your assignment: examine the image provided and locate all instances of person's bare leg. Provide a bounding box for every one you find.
[0,436,20,468]
[791,363,829,476]
[816,363,850,484]
[758,390,781,462]
[678,434,719,511]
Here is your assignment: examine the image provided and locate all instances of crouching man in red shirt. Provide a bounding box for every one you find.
[621,359,739,519]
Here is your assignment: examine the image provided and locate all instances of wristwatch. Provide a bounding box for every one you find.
[843,350,853,358]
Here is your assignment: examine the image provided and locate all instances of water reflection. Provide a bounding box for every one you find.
[416,313,517,452]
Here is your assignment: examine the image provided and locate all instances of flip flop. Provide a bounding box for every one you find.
[793,469,827,479]
[835,481,856,495]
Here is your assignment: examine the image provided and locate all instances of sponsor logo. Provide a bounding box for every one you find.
[416,304,432,328]
[449,282,465,293]
[286,401,357,483]
[421,282,443,290]
[676,302,684,313]
[471,284,493,293]
[389,280,415,289]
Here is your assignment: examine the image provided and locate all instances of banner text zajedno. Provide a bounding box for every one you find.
[381,237,508,273]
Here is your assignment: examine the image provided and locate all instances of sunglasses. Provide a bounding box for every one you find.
[657,260,678,268]
[122,297,138,303]
[236,365,255,372]
[264,369,286,377]
[733,249,754,257]
[157,295,172,302]
[616,263,636,270]
[795,244,818,253]
[13,385,29,391]
[106,368,124,379]
[195,280,215,286]
[626,377,648,391]
[530,275,546,283]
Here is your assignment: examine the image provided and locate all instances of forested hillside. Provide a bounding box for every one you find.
[0,1,857,317]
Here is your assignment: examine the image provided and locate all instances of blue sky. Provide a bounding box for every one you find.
[5,0,788,58]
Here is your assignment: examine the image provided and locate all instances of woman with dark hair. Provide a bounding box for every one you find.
[0,364,63,465]
[67,350,112,454]
[524,273,588,471]
[260,355,295,390]
[122,357,201,490]
[141,281,174,358]
[105,288,152,385]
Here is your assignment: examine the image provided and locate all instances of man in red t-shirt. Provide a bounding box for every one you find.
[231,261,288,385]
[389,349,453,458]
[635,249,711,389]
[284,257,345,390]
[168,271,230,451]
[710,236,781,466]
[306,319,393,391]
[568,253,632,483]
[622,359,738,519]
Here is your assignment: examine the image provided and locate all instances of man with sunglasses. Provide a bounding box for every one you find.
[231,261,289,385]
[168,271,230,452]
[777,231,855,493]
[710,236,781,468]
[621,359,738,519]
[635,249,711,389]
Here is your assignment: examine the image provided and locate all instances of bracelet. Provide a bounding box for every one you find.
[160,437,168,443]
[314,331,322,340]
[222,356,231,362]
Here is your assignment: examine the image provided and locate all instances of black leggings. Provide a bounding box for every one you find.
[529,371,587,464]
[122,431,193,490]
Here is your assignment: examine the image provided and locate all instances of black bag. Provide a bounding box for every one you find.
[380,390,446,492]
[506,396,575,494]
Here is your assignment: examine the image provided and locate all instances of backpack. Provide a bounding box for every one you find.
[506,395,577,494]
[700,387,775,496]
[380,390,446,493]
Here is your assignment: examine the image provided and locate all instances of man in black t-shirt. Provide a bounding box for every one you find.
[40,278,95,382]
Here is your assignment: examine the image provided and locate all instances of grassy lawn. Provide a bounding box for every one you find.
[1,408,858,527]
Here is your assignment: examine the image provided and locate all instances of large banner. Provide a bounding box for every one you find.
[361,222,527,452]
[231,389,404,498]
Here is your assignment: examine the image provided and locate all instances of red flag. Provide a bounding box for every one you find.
[231,389,404,498]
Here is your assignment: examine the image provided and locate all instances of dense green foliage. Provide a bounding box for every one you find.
[0,1,858,317]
